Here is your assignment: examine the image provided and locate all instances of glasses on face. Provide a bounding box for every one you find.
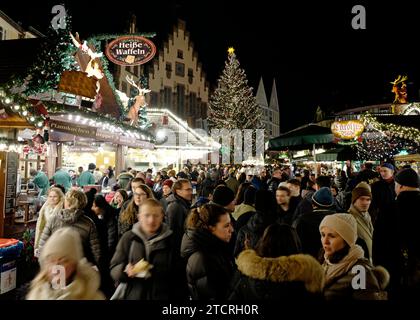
[181,188,193,192]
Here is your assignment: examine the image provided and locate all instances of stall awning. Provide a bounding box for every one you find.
[316,147,358,162]
[393,153,420,162]
[268,123,334,151]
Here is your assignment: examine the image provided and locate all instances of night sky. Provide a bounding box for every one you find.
[2,0,420,132]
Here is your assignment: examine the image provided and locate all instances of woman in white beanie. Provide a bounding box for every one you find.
[319,213,389,300]
[27,227,105,300]
[34,187,65,252]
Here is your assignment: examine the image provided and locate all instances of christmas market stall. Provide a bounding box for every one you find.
[0,15,159,237]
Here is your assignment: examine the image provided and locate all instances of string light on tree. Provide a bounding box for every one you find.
[208,47,264,161]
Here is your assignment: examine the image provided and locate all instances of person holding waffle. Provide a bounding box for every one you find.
[110,198,179,300]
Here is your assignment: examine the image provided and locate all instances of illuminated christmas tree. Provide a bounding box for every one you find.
[208,47,263,131]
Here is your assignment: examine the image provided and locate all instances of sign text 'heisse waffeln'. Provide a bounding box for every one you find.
[105,36,156,66]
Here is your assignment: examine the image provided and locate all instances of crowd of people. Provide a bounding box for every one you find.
[24,161,420,301]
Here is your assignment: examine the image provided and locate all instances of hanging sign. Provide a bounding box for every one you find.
[105,36,156,66]
[331,120,365,140]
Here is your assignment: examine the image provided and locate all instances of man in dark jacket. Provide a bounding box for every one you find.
[394,168,420,299]
[165,179,193,252]
[371,162,398,287]
[110,199,179,300]
[294,187,335,259]
[267,168,282,194]
[357,162,379,184]
[292,175,332,225]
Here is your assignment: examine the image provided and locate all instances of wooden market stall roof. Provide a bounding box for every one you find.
[75,47,121,118]
[0,112,34,129]
[0,38,122,119]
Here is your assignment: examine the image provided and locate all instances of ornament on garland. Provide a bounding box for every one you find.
[43,118,50,142]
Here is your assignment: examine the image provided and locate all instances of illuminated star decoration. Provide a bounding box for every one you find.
[228,47,235,55]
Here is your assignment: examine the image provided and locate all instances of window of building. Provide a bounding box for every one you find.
[0,27,4,40]
[150,92,158,106]
[175,62,185,77]
[134,66,139,75]
[177,50,184,59]
[164,87,172,107]
[188,68,194,84]
[166,63,172,79]
[189,92,197,117]
[177,84,185,115]
[125,66,131,72]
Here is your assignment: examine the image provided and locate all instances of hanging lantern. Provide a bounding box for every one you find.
[43,118,50,142]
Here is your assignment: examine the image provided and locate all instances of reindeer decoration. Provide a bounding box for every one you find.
[390,75,408,104]
[70,32,104,92]
[126,75,151,126]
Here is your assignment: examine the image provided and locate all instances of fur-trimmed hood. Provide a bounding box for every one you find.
[370,265,390,290]
[236,249,325,293]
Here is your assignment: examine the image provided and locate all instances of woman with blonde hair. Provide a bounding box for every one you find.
[34,187,65,252]
[118,184,154,239]
[38,189,101,267]
[27,227,105,300]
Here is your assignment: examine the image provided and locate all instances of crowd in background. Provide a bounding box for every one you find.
[24,160,420,301]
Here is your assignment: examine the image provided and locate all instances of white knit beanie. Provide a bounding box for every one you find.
[39,227,83,267]
[319,213,358,246]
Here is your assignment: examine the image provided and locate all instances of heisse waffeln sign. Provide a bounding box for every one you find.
[106,36,156,66]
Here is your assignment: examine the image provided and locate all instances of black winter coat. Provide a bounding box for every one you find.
[267,177,282,194]
[234,211,278,257]
[39,208,101,266]
[295,208,335,258]
[165,194,191,253]
[371,178,396,226]
[371,178,399,293]
[180,228,235,300]
[110,223,177,300]
[229,249,325,300]
[89,209,118,298]
[396,190,420,298]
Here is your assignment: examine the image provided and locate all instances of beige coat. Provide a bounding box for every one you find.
[349,205,374,260]
[34,200,64,250]
[233,204,255,221]
[26,258,105,300]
